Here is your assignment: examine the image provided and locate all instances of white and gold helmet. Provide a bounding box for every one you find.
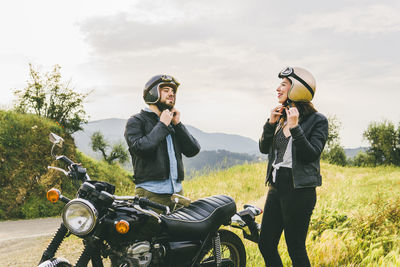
[278,67,316,102]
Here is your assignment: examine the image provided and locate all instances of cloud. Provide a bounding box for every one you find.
[78,0,294,56]
[72,0,400,147]
[290,4,400,35]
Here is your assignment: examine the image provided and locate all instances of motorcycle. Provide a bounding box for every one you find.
[38,133,262,267]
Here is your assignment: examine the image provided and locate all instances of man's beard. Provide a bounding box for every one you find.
[156,100,174,111]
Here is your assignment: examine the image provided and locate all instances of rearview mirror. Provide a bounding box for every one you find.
[49,133,64,148]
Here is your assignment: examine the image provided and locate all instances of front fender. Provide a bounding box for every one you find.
[38,257,72,267]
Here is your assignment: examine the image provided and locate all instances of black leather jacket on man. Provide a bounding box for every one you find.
[259,112,328,188]
[124,110,200,185]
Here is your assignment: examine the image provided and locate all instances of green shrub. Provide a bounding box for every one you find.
[322,144,347,166]
[349,151,375,167]
[21,193,65,218]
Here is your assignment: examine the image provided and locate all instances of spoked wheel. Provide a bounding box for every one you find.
[199,229,246,267]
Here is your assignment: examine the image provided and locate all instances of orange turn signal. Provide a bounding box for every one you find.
[47,188,61,203]
[115,220,130,234]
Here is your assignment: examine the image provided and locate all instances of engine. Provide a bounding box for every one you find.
[111,241,166,267]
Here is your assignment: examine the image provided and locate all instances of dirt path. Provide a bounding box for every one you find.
[0,217,61,242]
[0,218,62,266]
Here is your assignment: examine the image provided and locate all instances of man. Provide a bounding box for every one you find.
[124,74,200,212]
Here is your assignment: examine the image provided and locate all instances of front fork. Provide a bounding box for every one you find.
[38,223,104,267]
[75,237,104,267]
[39,223,69,264]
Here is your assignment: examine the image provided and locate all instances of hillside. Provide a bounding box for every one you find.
[0,110,134,220]
[184,149,263,177]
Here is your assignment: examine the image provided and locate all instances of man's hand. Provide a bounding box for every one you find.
[171,108,181,125]
[286,107,299,128]
[269,105,283,124]
[160,110,174,126]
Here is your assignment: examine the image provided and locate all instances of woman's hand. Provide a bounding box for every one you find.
[269,105,284,124]
[286,107,299,128]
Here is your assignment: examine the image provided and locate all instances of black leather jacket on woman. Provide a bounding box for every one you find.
[259,112,328,188]
[124,110,200,185]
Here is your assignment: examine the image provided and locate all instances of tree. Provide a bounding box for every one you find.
[349,151,374,167]
[363,120,400,165]
[91,131,128,164]
[322,115,347,166]
[13,64,90,134]
[325,115,341,149]
[324,144,347,166]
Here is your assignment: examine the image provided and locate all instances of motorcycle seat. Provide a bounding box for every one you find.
[160,195,236,241]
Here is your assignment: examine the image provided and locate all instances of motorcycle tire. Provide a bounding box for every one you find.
[199,229,246,267]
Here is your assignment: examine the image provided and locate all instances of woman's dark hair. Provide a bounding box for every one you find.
[279,101,317,127]
[295,101,317,119]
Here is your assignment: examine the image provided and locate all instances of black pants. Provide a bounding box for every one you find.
[258,167,316,267]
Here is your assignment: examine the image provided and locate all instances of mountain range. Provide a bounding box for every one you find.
[72,118,367,175]
[73,118,261,155]
[72,118,263,175]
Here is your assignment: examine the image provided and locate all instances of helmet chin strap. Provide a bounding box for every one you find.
[285,99,294,108]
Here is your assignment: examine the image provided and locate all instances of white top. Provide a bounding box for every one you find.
[271,136,293,183]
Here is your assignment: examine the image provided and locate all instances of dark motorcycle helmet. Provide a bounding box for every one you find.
[143,74,180,104]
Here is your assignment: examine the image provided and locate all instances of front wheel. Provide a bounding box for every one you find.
[199,229,246,267]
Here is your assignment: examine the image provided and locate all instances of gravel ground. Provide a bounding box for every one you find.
[0,218,78,267]
[0,217,114,267]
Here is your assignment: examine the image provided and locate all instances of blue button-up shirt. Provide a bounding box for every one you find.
[135,108,182,194]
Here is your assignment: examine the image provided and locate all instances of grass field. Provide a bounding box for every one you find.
[12,162,400,266]
[183,162,400,266]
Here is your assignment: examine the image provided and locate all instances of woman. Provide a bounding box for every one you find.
[258,67,328,267]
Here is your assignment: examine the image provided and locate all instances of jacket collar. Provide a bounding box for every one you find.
[140,109,175,133]
[141,109,159,121]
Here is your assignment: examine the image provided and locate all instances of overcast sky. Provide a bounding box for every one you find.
[1,0,399,148]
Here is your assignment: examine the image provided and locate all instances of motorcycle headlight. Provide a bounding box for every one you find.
[62,199,98,236]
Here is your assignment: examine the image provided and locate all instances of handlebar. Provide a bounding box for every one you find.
[56,155,74,166]
[49,155,90,182]
[243,204,263,216]
[138,197,170,214]
[112,195,170,214]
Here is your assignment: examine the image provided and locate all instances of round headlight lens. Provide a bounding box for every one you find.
[62,199,98,236]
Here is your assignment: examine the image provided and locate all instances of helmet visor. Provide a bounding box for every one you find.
[278,67,294,78]
[160,75,180,87]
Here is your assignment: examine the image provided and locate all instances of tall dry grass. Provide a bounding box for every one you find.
[185,162,400,266]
